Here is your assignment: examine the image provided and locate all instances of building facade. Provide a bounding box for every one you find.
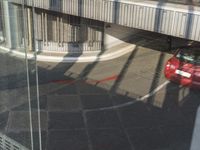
[1,0,200,53]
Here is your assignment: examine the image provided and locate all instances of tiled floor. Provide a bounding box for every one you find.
[2,80,199,150]
[1,32,200,150]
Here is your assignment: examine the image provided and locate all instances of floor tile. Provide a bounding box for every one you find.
[47,130,89,150]
[47,95,81,112]
[48,112,84,130]
[81,95,113,109]
[12,95,47,111]
[127,128,166,150]
[0,111,9,130]
[7,111,47,131]
[89,129,132,150]
[51,84,77,95]
[86,110,121,129]
[118,102,157,128]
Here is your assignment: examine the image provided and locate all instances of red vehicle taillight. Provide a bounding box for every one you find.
[165,61,176,71]
[164,60,177,79]
[165,61,171,70]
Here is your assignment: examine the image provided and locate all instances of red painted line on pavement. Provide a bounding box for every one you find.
[99,75,119,83]
[50,75,119,85]
[87,75,119,84]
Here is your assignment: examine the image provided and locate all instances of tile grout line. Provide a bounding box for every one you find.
[109,93,136,150]
[76,82,94,150]
[116,110,136,150]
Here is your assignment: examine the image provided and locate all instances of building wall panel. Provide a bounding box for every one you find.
[191,15,198,40]
[84,0,88,19]
[163,10,173,34]
[118,3,130,26]
[138,6,146,29]
[131,5,137,28]
[126,4,131,27]
[34,9,103,52]
[172,12,189,38]
[156,9,173,34]
[194,16,200,41]
[10,0,200,42]
[144,7,150,31]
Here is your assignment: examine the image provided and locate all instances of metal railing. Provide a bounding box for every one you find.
[0,133,29,150]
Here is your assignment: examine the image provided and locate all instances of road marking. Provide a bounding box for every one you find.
[139,80,170,101]
[85,80,170,112]
[50,75,119,85]
[86,75,119,84]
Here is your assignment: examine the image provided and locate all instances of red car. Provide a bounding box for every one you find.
[164,48,200,89]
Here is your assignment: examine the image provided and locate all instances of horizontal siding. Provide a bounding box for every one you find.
[10,0,200,42]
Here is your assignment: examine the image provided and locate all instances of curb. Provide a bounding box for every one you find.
[0,44,136,63]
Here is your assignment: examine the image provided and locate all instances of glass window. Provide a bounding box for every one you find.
[176,49,200,64]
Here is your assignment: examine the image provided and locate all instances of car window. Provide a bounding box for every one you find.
[176,49,200,65]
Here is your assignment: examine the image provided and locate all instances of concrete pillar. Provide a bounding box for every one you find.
[2,0,12,48]
[2,0,18,49]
